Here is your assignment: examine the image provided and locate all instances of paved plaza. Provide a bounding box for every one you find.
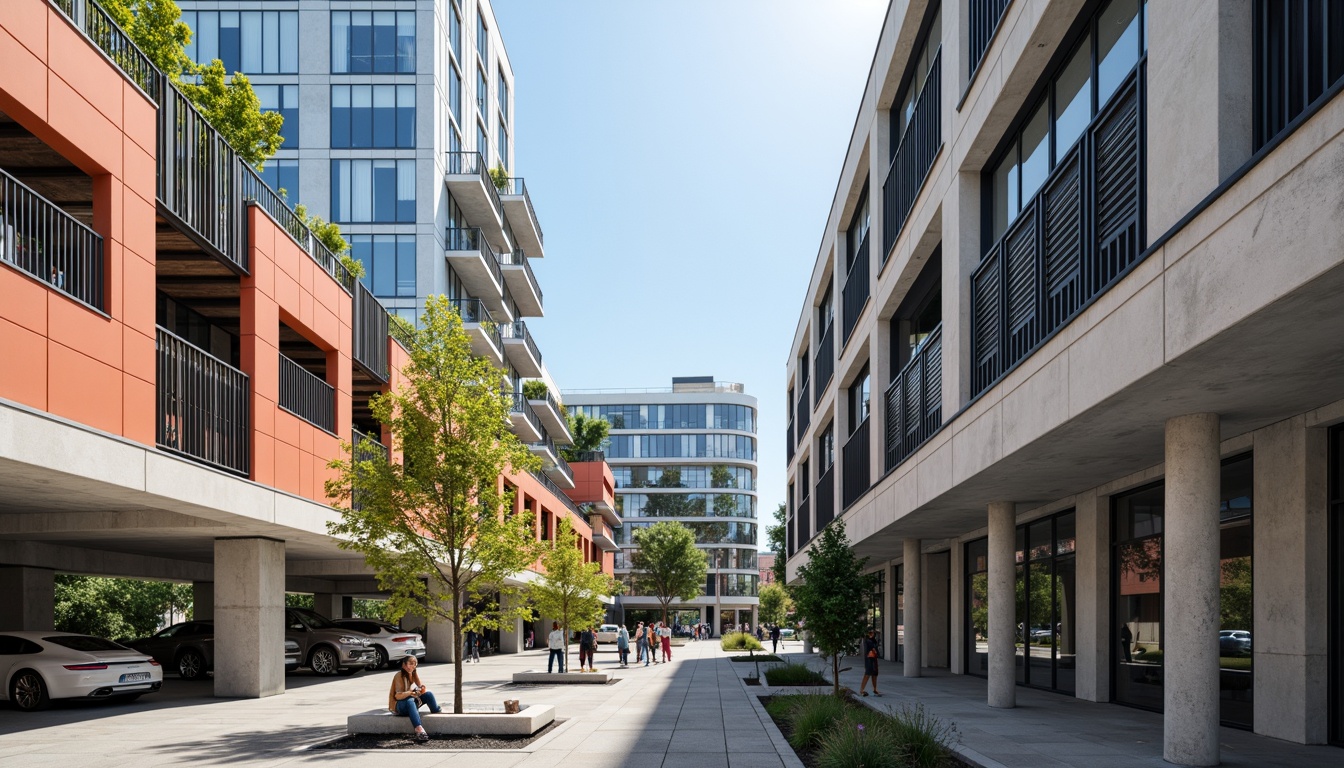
[2,638,1342,767]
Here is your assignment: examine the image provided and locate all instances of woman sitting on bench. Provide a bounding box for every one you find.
[388,656,441,741]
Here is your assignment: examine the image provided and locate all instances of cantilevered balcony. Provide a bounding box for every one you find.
[445,227,510,322]
[527,389,571,444]
[500,320,542,378]
[528,431,575,489]
[588,514,619,553]
[569,452,620,528]
[500,177,543,258]
[497,249,543,317]
[450,298,504,368]
[444,151,506,249]
[506,391,543,443]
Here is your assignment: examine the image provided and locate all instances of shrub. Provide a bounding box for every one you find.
[764,694,804,721]
[764,662,828,686]
[721,632,763,651]
[815,714,901,768]
[889,704,959,768]
[785,694,849,750]
[522,380,548,401]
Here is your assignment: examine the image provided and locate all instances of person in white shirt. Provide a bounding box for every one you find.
[547,621,566,673]
[658,621,673,662]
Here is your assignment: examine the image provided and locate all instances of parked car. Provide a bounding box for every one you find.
[126,620,299,680]
[0,632,162,711]
[285,607,377,675]
[595,624,621,644]
[284,638,301,672]
[1219,629,1252,656]
[331,619,425,669]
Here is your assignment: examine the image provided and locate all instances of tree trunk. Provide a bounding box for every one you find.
[832,652,840,697]
[563,619,570,672]
[451,598,463,713]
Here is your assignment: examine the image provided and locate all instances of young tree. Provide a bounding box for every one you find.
[529,517,620,672]
[757,582,793,629]
[765,501,787,585]
[791,521,874,695]
[102,0,195,81]
[631,521,708,623]
[561,411,609,461]
[326,295,542,714]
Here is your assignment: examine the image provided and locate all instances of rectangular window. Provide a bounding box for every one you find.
[477,9,489,63]
[498,68,509,123]
[331,159,415,223]
[848,367,870,431]
[477,120,489,164]
[331,11,416,73]
[254,84,299,148]
[256,159,299,201]
[330,85,415,149]
[476,66,488,115]
[449,2,462,63]
[182,11,299,74]
[349,235,416,298]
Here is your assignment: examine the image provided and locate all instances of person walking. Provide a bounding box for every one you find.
[546,621,566,673]
[635,621,647,665]
[616,624,630,668]
[858,628,882,697]
[659,621,673,662]
[646,623,658,663]
[578,626,596,672]
[465,629,480,663]
[770,624,781,654]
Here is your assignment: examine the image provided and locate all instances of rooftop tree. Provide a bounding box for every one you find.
[631,521,708,624]
[529,517,620,672]
[326,295,542,714]
[792,520,874,696]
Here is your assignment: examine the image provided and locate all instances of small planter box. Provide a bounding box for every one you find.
[347,704,555,736]
[511,670,612,684]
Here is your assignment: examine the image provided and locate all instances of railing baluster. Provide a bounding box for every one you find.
[156,327,249,475]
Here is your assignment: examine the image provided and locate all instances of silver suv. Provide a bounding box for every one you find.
[285,607,376,676]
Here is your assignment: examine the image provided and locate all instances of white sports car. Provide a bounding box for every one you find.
[0,631,163,711]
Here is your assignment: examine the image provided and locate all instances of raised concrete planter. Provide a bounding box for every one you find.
[511,670,612,684]
[347,705,555,736]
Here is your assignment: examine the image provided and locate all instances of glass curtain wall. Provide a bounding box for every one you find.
[1112,455,1254,727]
[868,569,886,656]
[895,564,905,663]
[1014,512,1077,693]
[965,538,990,675]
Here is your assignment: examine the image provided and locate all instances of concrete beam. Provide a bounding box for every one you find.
[0,539,211,582]
[0,566,54,631]
[0,510,226,535]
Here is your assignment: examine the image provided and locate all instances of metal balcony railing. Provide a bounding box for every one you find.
[566,450,606,463]
[239,166,354,292]
[529,432,574,485]
[156,327,249,476]
[796,497,811,548]
[786,418,795,464]
[501,176,543,246]
[446,226,503,287]
[885,325,943,472]
[0,168,105,311]
[496,249,543,305]
[883,49,942,261]
[352,427,388,462]
[449,298,503,351]
[970,66,1144,397]
[1253,0,1344,150]
[814,465,835,532]
[279,353,335,434]
[968,1,1012,82]
[51,0,159,101]
[815,322,835,396]
[530,468,582,517]
[842,418,871,510]
[501,320,542,365]
[841,233,870,346]
[352,281,390,381]
[797,378,811,434]
[507,390,542,435]
[445,151,503,220]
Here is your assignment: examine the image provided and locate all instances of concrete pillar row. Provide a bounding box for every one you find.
[903,539,923,678]
[1163,413,1222,766]
[424,581,458,664]
[213,537,286,699]
[0,566,55,631]
[192,581,214,621]
[987,501,1016,709]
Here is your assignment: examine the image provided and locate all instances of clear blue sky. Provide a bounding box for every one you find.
[492,0,888,547]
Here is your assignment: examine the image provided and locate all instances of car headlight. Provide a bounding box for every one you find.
[338,636,364,646]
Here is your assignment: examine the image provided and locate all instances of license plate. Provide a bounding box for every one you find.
[120,672,150,683]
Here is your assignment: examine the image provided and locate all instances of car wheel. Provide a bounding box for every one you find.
[10,670,50,712]
[310,646,339,676]
[178,649,207,681]
[336,667,361,677]
[373,646,389,670]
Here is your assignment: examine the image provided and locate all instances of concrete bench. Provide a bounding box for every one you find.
[511,670,612,684]
[347,704,555,736]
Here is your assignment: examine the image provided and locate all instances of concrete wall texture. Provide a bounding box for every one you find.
[784,0,1344,760]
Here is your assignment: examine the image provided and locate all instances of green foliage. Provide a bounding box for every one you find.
[54,576,192,640]
[888,704,959,768]
[720,631,763,651]
[561,412,610,461]
[326,295,542,713]
[764,662,828,687]
[101,0,195,82]
[292,203,351,259]
[766,501,788,584]
[1220,556,1252,633]
[182,61,284,167]
[489,164,510,191]
[783,694,849,750]
[284,593,314,609]
[630,521,708,623]
[529,517,620,671]
[815,712,900,768]
[521,380,549,401]
[792,521,874,695]
[766,696,957,768]
[758,582,793,628]
[352,599,391,621]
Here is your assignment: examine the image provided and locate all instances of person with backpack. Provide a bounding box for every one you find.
[616,624,630,668]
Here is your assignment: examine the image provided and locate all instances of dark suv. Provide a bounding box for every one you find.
[285,607,377,675]
[126,621,302,680]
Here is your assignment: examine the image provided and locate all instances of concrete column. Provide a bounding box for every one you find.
[883,563,898,663]
[424,582,457,663]
[0,566,55,631]
[498,593,523,654]
[944,171,980,413]
[1253,418,1328,744]
[214,538,285,698]
[192,581,214,621]
[903,540,923,677]
[949,544,965,674]
[1075,490,1111,702]
[1163,413,1221,766]
[987,501,1016,708]
[312,593,341,620]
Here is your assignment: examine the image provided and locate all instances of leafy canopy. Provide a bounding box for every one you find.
[766,501,787,584]
[631,521,708,623]
[529,517,620,669]
[758,582,793,628]
[792,521,874,695]
[55,576,192,639]
[562,411,610,460]
[326,295,542,713]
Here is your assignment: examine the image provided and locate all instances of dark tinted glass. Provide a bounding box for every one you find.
[45,635,126,652]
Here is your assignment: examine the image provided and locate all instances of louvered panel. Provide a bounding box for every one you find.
[904,358,922,438]
[1092,80,1141,290]
[971,250,1002,394]
[1042,152,1083,330]
[885,377,904,471]
[1004,207,1039,362]
[924,333,943,423]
